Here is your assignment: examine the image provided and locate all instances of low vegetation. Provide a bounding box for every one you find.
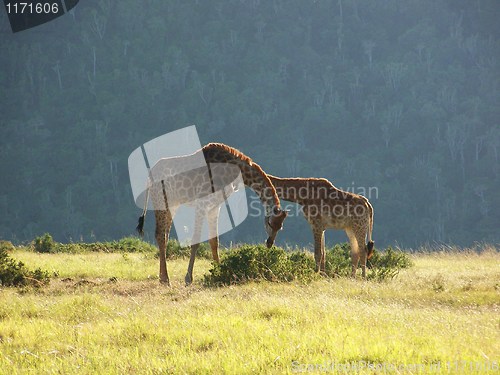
[0,240,50,287]
[204,243,412,285]
[32,233,157,254]
[204,245,317,285]
[30,233,211,258]
[25,235,412,287]
[0,243,498,374]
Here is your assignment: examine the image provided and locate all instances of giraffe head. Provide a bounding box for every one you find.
[265,206,288,248]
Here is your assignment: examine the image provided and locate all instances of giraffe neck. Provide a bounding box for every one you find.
[202,143,280,214]
[268,175,348,206]
[241,163,279,215]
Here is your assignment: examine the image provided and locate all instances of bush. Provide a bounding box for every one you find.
[0,240,15,252]
[104,237,157,253]
[30,235,153,254]
[50,237,157,253]
[288,251,317,282]
[324,243,353,277]
[368,246,413,269]
[33,233,55,253]
[323,243,412,280]
[204,245,318,286]
[0,244,50,287]
[205,243,413,286]
[29,234,212,259]
[162,239,212,260]
[366,246,413,281]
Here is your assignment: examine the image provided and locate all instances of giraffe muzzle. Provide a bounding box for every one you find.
[266,237,274,248]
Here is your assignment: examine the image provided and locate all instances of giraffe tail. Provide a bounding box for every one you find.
[136,181,150,237]
[366,200,375,260]
[367,240,375,259]
[137,215,145,236]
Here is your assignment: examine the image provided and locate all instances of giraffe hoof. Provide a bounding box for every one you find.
[159,278,170,286]
[185,274,193,286]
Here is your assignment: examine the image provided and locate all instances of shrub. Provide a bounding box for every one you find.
[29,234,212,259]
[50,243,94,253]
[368,246,413,270]
[367,246,413,281]
[322,243,412,280]
[162,239,212,260]
[0,245,50,287]
[205,243,413,286]
[62,237,155,253]
[33,233,55,253]
[204,245,317,286]
[288,251,317,282]
[324,243,353,277]
[104,237,157,253]
[52,236,157,253]
[0,240,15,252]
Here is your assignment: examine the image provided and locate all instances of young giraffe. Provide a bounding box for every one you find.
[268,176,374,277]
[137,143,288,285]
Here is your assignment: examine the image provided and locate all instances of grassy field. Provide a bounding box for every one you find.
[0,247,499,374]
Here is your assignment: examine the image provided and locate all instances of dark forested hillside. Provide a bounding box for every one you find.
[0,0,499,247]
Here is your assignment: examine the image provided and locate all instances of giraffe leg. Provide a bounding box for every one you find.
[185,209,204,286]
[359,250,367,278]
[313,225,325,273]
[208,207,220,263]
[185,244,199,286]
[320,230,326,273]
[155,210,171,285]
[356,228,369,278]
[346,228,360,278]
[208,238,219,263]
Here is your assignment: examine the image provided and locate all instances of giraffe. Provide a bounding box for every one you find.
[136,143,288,285]
[267,176,374,278]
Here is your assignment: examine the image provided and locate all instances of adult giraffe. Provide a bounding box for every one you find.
[136,143,288,285]
[268,176,374,278]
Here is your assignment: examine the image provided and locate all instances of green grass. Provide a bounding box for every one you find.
[0,246,498,374]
